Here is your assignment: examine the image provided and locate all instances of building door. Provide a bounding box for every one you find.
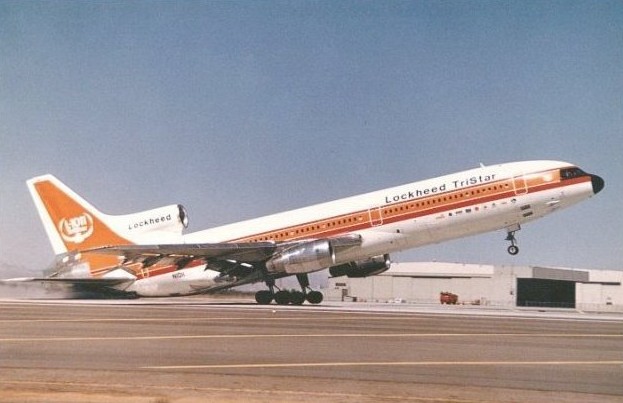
[516,279,575,308]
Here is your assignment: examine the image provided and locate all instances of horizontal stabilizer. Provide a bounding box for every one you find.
[1,277,134,287]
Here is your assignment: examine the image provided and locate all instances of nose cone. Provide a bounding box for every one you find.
[591,174,605,194]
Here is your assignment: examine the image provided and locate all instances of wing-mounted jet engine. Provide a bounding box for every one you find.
[329,254,391,278]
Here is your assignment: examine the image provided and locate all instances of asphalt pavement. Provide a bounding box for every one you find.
[0,299,621,402]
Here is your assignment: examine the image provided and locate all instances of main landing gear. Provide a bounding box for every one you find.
[254,274,323,305]
[505,224,520,255]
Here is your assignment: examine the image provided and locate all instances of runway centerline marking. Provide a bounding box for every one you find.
[0,333,621,342]
[144,360,623,370]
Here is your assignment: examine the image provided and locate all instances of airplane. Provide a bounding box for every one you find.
[4,160,604,304]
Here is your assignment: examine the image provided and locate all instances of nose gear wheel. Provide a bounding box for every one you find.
[505,225,520,255]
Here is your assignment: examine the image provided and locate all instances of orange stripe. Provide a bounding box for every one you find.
[233,169,589,243]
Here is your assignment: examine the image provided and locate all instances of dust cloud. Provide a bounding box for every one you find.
[0,260,74,299]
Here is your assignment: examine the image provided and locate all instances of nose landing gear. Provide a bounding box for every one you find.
[505,225,520,255]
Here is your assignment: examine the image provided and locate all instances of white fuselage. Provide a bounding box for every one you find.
[125,160,598,296]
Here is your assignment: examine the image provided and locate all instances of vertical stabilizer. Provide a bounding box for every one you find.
[27,175,132,255]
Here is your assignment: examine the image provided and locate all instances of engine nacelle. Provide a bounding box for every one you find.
[266,240,336,274]
[329,254,391,278]
[177,204,189,228]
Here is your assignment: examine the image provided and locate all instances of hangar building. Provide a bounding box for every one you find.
[326,262,623,312]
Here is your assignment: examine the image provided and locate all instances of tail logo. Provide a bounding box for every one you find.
[58,213,94,244]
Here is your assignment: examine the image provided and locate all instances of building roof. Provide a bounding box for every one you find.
[385,262,495,278]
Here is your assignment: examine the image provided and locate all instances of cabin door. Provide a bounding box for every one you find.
[512,174,528,195]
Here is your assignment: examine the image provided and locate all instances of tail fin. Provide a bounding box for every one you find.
[27,175,132,255]
[27,175,188,256]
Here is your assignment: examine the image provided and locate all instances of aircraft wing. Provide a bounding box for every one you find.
[86,241,279,265]
[85,235,362,272]
[2,236,363,298]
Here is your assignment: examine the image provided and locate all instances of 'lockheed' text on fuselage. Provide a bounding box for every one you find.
[384,174,497,204]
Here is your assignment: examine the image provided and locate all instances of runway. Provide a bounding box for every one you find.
[0,298,621,402]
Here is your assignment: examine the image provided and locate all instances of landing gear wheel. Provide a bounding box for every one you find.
[255,290,273,305]
[507,245,519,255]
[274,290,291,305]
[505,225,521,256]
[290,291,306,305]
[306,291,323,304]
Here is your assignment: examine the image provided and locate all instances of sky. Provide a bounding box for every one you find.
[1,1,622,278]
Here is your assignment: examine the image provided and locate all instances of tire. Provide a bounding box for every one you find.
[507,245,519,255]
[290,291,306,305]
[274,290,291,305]
[306,291,323,304]
[255,290,273,305]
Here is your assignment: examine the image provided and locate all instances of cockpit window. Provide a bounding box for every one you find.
[560,167,586,180]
